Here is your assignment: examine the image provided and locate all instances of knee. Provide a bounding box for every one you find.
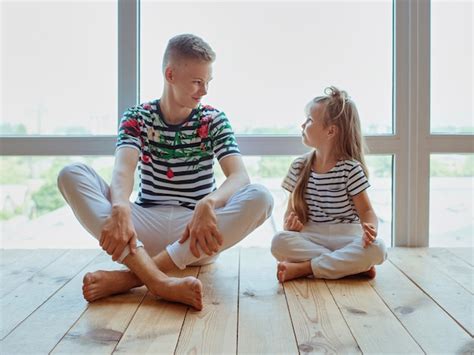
[246,183,274,218]
[369,239,388,264]
[57,162,90,193]
[271,231,292,261]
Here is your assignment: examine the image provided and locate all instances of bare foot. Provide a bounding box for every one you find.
[82,270,141,302]
[277,261,312,283]
[361,266,376,279]
[151,276,203,311]
[348,266,377,279]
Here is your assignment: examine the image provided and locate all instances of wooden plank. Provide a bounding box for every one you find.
[1,249,67,297]
[0,249,35,267]
[0,252,116,354]
[389,248,474,335]
[51,286,147,354]
[327,279,423,354]
[370,261,473,354]
[0,249,100,340]
[399,248,473,293]
[114,266,200,354]
[175,248,239,354]
[238,247,298,354]
[447,247,473,266]
[284,277,361,354]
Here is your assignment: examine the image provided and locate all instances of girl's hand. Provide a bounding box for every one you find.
[284,212,304,232]
[362,222,377,248]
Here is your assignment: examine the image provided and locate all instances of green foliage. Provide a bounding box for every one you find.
[366,156,392,178]
[0,123,27,134]
[31,181,65,217]
[0,157,30,184]
[257,156,294,178]
[431,155,474,177]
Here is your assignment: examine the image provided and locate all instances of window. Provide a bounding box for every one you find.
[1,1,117,135]
[431,0,473,134]
[429,154,473,247]
[140,0,393,134]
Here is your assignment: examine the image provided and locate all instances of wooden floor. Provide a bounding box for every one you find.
[0,247,473,354]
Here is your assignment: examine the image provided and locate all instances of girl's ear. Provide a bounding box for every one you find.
[327,124,338,139]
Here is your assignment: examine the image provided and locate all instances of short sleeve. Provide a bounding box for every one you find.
[210,112,241,161]
[116,107,145,152]
[346,163,370,196]
[282,157,305,193]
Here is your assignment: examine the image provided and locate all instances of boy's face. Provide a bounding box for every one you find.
[167,59,213,109]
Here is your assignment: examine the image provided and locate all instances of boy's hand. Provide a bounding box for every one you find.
[284,212,304,232]
[179,199,223,258]
[100,205,138,261]
[362,222,377,248]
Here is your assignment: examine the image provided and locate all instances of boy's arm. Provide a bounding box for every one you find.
[100,147,140,261]
[202,155,249,208]
[352,190,379,247]
[179,155,249,258]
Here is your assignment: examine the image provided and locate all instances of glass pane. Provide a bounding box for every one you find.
[1,1,117,136]
[1,154,392,249]
[217,155,393,248]
[140,1,392,135]
[1,156,114,248]
[431,0,473,134]
[430,154,473,246]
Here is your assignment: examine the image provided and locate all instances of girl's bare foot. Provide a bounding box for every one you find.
[360,266,376,279]
[151,276,203,311]
[82,270,141,302]
[277,261,312,283]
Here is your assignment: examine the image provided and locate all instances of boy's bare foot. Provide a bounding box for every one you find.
[277,261,312,283]
[152,276,203,311]
[82,270,141,302]
[83,271,203,310]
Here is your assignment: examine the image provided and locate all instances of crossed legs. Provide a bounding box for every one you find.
[82,248,204,309]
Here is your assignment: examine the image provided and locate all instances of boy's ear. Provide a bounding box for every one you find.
[164,66,174,83]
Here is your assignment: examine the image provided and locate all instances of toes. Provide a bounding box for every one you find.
[83,272,96,286]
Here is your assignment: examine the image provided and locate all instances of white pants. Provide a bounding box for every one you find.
[57,162,274,269]
[271,223,387,279]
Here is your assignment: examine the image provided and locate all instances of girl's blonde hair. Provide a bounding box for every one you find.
[291,86,369,223]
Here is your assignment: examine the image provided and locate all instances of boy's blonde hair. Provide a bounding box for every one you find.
[291,86,369,223]
[162,34,216,72]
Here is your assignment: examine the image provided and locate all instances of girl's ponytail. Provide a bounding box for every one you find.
[291,151,315,224]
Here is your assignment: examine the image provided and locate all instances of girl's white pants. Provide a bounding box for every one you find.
[271,223,387,279]
[57,162,274,269]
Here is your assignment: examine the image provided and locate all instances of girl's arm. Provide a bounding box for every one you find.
[352,190,379,247]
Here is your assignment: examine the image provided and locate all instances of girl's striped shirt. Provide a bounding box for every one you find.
[116,100,241,209]
[282,156,370,224]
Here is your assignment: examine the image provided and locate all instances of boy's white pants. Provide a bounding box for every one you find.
[57,162,274,269]
[271,223,387,279]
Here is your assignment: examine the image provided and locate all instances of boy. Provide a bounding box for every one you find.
[58,34,273,310]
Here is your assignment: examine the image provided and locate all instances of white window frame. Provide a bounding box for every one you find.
[0,0,472,247]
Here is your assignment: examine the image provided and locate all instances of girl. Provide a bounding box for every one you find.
[271,86,387,282]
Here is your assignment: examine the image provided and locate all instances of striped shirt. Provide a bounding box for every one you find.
[116,100,241,209]
[282,157,370,224]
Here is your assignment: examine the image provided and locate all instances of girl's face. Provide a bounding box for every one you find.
[301,103,331,148]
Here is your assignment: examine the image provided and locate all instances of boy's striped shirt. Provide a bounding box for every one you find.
[282,157,370,224]
[116,100,240,209]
